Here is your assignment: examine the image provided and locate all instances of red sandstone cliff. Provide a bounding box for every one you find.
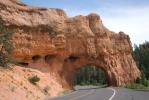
[0,0,140,100]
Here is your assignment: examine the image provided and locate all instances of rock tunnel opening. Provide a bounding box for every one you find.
[74,65,108,87]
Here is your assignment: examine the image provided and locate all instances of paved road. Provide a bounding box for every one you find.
[49,87,149,100]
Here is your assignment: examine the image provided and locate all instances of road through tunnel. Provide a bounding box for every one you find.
[60,56,118,89]
[74,65,108,87]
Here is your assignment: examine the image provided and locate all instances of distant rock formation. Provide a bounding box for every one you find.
[0,0,140,89]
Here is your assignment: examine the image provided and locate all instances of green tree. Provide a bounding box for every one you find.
[133,42,149,80]
[75,65,107,86]
[0,17,13,67]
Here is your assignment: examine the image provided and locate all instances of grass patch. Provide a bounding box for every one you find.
[125,78,149,89]
[125,83,146,89]
[61,89,73,96]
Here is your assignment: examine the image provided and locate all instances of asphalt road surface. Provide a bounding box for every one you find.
[49,87,149,100]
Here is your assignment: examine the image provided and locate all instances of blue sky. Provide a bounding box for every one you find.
[22,0,149,45]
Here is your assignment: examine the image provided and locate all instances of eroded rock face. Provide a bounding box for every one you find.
[0,0,140,89]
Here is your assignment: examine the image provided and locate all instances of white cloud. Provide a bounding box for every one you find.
[66,6,149,45]
[101,7,149,45]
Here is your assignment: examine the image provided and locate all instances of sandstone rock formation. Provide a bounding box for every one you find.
[0,65,64,100]
[0,0,140,90]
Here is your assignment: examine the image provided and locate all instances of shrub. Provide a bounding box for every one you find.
[0,17,13,67]
[143,79,149,87]
[125,83,145,89]
[135,76,149,87]
[80,82,86,86]
[0,51,7,67]
[28,75,40,85]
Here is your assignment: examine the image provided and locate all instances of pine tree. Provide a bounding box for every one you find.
[133,42,149,80]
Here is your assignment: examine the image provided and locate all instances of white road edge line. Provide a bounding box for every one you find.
[108,88,116,100]
[71,89,95,100]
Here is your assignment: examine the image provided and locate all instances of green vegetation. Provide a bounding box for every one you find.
[75,65,107,86]
[75,41,149,89]
[125,79,149,89]
[28,75,40,85]
[0,17,13,67]
[61,89,73,95]
[133,41,149,80]
[125,83,145,89]
[126,41,149,89]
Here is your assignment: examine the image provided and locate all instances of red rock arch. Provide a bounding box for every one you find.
[60,56,117,89]
[64,64,110,89]
[0,0,140,90]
